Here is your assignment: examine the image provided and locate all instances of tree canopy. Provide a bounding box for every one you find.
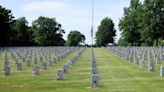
[1,0,163,46]
[96,17,116,47]
[10,17,31,46]
[118,0,164,46]
[67,30,85,46]
[0,5,14,46]
[32,16,65,46]
[0,5,68,46]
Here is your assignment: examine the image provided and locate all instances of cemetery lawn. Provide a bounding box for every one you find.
[1,48,164,92]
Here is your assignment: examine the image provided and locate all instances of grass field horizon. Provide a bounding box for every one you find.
[0,48,164,92]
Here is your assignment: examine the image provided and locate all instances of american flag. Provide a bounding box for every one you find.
[91,25,93,37]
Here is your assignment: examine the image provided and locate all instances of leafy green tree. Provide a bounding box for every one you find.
[96,17,116,47]
[119,0,164,46]
[141,0,164,46]
[32,16,65,46]
[0,5,14,46]
[119,0,142,46]
[118,37,129,46]
[67,30,85,46]
[26,27,36,45]
[11,17,30,46]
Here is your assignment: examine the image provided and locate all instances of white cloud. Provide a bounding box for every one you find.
[22,0,91,17]
[22,1,70,13]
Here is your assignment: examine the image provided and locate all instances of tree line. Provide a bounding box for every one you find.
[0,5,85,46]
[1,0,163,47]
[0,5,116,47]
[118,0,164,46]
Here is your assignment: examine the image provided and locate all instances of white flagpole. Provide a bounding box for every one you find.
[91,0,94,47]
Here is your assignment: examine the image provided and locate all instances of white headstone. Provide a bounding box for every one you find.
[91,74,99,88]
[148,62,154,72]
[14,59,18,65]
[33,66,39,75]
[17,63,22,71]
[160,66,164,77]
[140,60,146,69]
[56,69,64,80]
[42,62,47,70]
[4,66,10,76]
[156,57,160,64]
[26,60,31,66]
[63,64,68,73]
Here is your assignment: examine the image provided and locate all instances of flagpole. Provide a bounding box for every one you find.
[91,0,94,47]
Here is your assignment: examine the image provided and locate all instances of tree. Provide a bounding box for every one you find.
[11,17,30,46]
[0,5,14,46]
[67,30,85,46]
[96,17,116,47]
[141,0,164,46]
[32,16,65,46]
[118,37,129,46]
[119,0,164,46]
[119,0,142,46]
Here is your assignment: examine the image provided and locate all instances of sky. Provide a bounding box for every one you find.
[0,0,138,44]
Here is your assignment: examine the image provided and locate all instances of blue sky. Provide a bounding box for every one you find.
[0,0,139,44]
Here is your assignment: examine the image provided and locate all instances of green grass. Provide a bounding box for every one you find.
[0,48,164,92]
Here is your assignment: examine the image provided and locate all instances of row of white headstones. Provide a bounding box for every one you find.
[2,47,80,76]
[90,48,99,88]
[56,48,86,80]
[56,48,99,88]
[106,47,164,77]
[2,47,100,88]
